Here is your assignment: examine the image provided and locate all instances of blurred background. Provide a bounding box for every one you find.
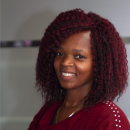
[0,0,130,130]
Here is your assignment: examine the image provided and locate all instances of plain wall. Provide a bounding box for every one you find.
[1,0,130,130]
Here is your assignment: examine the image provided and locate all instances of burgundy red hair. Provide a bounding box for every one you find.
[36,9,128,108]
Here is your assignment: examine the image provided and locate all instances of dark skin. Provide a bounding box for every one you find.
[53,31,93,124]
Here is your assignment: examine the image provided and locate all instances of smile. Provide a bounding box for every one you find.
[62,72,75,76]
[61,72,76,80]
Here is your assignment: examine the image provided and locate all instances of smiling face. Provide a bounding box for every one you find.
[54,31,93,91]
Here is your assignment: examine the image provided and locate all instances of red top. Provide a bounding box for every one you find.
[28,100,130,130]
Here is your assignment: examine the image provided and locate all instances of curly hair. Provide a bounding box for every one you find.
[36,9,128,108]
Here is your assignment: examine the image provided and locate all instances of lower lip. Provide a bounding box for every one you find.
[61,73,76,80]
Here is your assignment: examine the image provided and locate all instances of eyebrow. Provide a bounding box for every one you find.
[72,49,84,52]
[57,47,84,52]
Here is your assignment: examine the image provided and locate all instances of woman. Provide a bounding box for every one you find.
[28,9,130,130]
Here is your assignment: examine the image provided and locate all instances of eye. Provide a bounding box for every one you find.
[76,55,85,59]
[56,52,63,56]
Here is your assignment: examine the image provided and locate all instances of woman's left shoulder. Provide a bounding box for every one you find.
[98,101,128,119]
[91,101,130,130]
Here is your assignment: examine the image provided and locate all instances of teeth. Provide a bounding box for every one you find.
[62,72,75,76]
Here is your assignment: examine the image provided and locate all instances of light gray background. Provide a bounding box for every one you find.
[0,0,130,130]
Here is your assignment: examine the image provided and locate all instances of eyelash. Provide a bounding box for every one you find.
[56,52,85,59]
[76,55,85,59]
[56,52,63,56]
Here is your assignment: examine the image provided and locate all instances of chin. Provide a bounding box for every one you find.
[60,83,77,90]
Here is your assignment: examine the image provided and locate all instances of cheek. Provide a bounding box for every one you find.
[77,61,93,76]
[54,58,60,72]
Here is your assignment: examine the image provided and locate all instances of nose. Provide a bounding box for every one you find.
[60,56,74,67]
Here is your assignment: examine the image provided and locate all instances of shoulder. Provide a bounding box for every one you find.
[89,101,130,130]
[28,102,51,130]
[28,100,63,130]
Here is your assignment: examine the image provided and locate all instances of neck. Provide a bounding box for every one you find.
[63,82,92,108]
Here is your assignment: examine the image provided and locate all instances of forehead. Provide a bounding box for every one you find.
[59,31,91,50]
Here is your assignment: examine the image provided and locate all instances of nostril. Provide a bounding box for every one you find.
[60,56,74,67]
[60,60,74,67]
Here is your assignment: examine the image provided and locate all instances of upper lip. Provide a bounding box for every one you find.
[60,70,76,75]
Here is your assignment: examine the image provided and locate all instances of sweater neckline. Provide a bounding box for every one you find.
[38,100,88,129]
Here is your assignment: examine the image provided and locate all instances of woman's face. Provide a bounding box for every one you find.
[54,31,93,90]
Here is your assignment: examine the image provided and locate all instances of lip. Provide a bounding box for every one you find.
[60,71,76,80]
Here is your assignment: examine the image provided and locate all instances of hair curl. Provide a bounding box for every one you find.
[36,9,128,108]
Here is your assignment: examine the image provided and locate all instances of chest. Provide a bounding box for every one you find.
[53,106,82,124]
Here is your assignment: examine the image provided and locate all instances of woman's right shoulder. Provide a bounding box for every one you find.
[27,102,51,130]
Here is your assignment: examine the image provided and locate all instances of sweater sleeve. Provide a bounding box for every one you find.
[94,101,130,130]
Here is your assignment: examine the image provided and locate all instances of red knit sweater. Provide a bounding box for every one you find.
[28,100,130,130]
